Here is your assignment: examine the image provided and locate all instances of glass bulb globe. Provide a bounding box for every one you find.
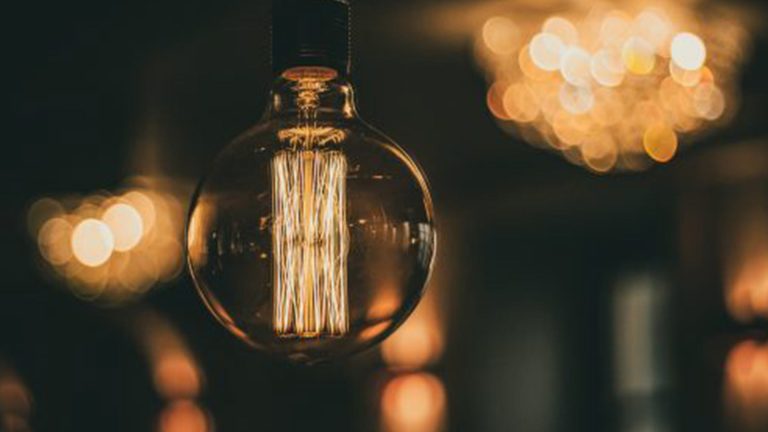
[186,67,436,363]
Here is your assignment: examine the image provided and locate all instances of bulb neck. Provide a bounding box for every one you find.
[267,67,358,120]
[272,0,351,77]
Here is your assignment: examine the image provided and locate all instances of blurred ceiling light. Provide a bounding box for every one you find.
[26,177,188,304]
[381,372,446,432]
[475,2,750,172]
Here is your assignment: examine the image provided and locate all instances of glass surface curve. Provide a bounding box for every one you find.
[186,77,436,363]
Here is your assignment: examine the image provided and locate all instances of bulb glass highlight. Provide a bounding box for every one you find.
[186,67,435,362]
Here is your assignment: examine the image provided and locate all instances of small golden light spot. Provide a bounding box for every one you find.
[542,16,578,45]
[519,44,552,81]
[671,32,706,71]
[669,61,702,87]
[37,217,73,265]
[71,219,114,267]
[622,37,656,75]
[486,82,511,120]
[530,32,565,71]
[559,83,594,115]
[102,203,144,252]
[158,400,210,432]
[643,123,678,163]
[560,46,592,87]
[381,373,446,432]
[590,48,625,87]
[582,132,618,173]
[503,83,540,122]
[482,16,520,55]
[693,83,726,120]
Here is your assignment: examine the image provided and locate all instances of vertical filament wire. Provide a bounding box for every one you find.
[272,149,349,337]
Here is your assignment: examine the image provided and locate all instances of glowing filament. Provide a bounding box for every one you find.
[272,149,349,337]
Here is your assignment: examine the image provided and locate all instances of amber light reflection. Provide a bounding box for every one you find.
[725,340,768,430]
[26,177,187,304]
[475,1,749,172]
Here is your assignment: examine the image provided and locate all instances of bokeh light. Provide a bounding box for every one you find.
[102,203,143,252]
[725,340,768,430]
[475,3,749,172]
[671,32,707,71]
[381,372,446,432]
[381,291,443,370]
[0,363,33,432]
[158,400,211,432]
[26,177,188,304]
[71,219,114,267]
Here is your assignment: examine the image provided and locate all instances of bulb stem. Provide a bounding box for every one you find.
[272,0,351,77]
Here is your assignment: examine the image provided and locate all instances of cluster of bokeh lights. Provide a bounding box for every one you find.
[476,4,748,172]
[27,179,185,303]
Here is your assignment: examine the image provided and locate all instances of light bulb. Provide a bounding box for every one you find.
[186,0,436,363]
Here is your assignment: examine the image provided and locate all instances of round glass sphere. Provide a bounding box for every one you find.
[186,83,436,363]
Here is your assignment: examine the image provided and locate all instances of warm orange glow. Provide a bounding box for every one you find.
[102,202,144,252]
[381,373,446,432]
[529,33,564,72]
[622,37,656,75]
[27,180,187,303]
[158,400,210,432]
[725,341,768,429]
[723,197,768,322]
[485,82,510,120]
[643,123,678,163]
[381,292,443,369]
[669,61,702,87]
[503,83,539,122]
[543,16,578,45]
[590,48,625,87]
[475,4,747,172]
[559,83,594,115]
[482,17,519,56]
[582,132,618,173]
[0,377,32,417]
[560,47,591,87]
[71,219,114,267]
[154,353,202,399]
[671,32,706,71]
[37,217,73,265]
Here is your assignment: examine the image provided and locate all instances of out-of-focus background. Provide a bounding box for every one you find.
[4,0,768,431]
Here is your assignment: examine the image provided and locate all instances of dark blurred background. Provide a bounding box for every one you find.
[3,0,768,431]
